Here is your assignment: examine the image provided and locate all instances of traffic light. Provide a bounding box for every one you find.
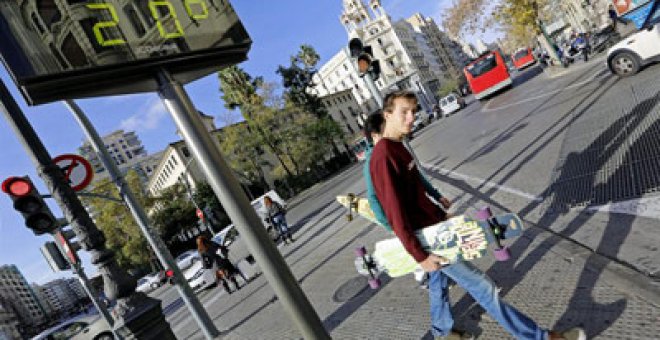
[41,241,70,271]
[348,38,381,81]
[1,176,57,235]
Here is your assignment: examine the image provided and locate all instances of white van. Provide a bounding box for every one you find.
[439,93,466,117]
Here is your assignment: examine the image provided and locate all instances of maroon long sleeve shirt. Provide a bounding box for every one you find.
[369,138,447,262]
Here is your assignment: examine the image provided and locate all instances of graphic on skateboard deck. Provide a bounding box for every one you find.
[337,194,524,280]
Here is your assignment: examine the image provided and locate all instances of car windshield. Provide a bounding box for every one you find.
[466,54,497,77]
[50,322,87,340]
[447,96,455,102]
[177,253,191,261]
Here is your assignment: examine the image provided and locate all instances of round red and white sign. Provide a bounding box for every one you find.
[53,154,94,192]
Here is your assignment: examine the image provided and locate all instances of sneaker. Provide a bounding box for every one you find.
[435,329,474,340]
[549,327,586,340]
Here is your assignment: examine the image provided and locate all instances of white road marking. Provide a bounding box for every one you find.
[422,163,543,202]
[481,67,607,113]
[586,196,660,220]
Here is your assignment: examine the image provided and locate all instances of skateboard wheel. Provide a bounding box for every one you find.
[368,278,381,289]
[475,206,493,220]
[493,246,511,261]
[355,246,367,257]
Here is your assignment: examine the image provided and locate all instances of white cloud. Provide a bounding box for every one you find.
[119,97,168,132]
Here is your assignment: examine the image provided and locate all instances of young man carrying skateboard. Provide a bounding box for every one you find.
[363,111,446,289]
[370,90,585,340]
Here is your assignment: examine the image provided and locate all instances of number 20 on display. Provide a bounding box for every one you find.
[87,0,210,46]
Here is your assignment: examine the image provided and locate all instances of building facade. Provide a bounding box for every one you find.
[313,0,470,117]
[78,129,148,184]
[320,89,371,138]
[0,265,47,337]
[0,298,21,340]
[37,279,81,317]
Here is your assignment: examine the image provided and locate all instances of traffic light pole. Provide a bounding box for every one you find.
[156,69,330,340]
[64,100,219,340]
[0,79,176,340]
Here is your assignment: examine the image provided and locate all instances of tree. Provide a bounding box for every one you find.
[82,170,152,270]
[442,0,549,49]
[218,66,296,180]
[149,183,197,244]
[217,122,272,188]
[437,78,459,98]
[277,44,327,118]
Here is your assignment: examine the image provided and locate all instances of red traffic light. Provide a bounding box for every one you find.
[2,177,33,197]
[165,269,174,278]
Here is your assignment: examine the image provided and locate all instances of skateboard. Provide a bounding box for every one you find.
[337,194,524,284]
[336,193,379,225]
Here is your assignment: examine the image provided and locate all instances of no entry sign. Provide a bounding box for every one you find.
[53,154,94,192]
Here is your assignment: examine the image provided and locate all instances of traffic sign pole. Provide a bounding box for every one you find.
[156,68,330,340]
[64,99,218,339]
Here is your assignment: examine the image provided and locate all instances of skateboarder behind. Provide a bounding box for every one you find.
[370,90,585,340]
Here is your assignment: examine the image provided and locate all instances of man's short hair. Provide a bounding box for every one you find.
[364,111,384,145]
[383,90,418,113]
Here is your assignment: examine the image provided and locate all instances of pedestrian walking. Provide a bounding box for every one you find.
[197,235,241,293]
[363,111,448,289]
[369,90,586,340]
[264,195,294,244]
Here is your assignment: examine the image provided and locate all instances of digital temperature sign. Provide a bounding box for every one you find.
[0,0,251,105]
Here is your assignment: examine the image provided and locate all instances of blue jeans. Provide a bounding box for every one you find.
[429,261,548,339]
[272,213,289,235]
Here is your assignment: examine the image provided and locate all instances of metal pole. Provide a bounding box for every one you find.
[64,99,219,340]
[73,263,123,340]
[156,69,330,340]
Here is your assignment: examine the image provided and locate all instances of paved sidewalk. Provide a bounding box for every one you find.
[175,177,660,339]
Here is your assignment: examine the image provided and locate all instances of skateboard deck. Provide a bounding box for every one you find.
[337,194,524,279]
[372,214,523,277]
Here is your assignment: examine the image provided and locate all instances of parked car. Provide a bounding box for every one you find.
[183,257,217,292]
[175,250,200,270]
[136,272,161,293]
[31,314,113,340]
[607,2,660,77]
[212,225,239,247]
[439,93,465,117]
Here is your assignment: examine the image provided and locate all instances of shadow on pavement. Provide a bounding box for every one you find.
[447,85,659,338]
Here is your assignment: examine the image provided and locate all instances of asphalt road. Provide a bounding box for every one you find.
[153,58,660,338]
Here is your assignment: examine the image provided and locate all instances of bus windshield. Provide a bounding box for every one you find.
[466,54,497,78]
[514,49,529,61]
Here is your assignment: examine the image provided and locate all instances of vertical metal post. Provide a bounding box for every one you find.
[72,262,122,340]
[156,69,330,340]
[64,100,219,340]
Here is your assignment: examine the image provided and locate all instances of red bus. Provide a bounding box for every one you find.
[512,48,536,70]
[464,50,512,100]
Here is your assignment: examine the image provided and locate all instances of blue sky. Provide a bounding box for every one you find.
[0,0,496,284]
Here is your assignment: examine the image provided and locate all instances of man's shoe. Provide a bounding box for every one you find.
[549,327,586,340]
[435,329,474,340]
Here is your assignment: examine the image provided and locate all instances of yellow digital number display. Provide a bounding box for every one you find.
[86,0,213,46]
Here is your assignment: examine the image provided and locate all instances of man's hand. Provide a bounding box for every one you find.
[420,254,449,272]
[439,196,452,209]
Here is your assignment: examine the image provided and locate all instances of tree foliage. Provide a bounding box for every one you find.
[443,0,548,47]
[437,78,459,98]
[149,183,197,244]
[82,170,152,270]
